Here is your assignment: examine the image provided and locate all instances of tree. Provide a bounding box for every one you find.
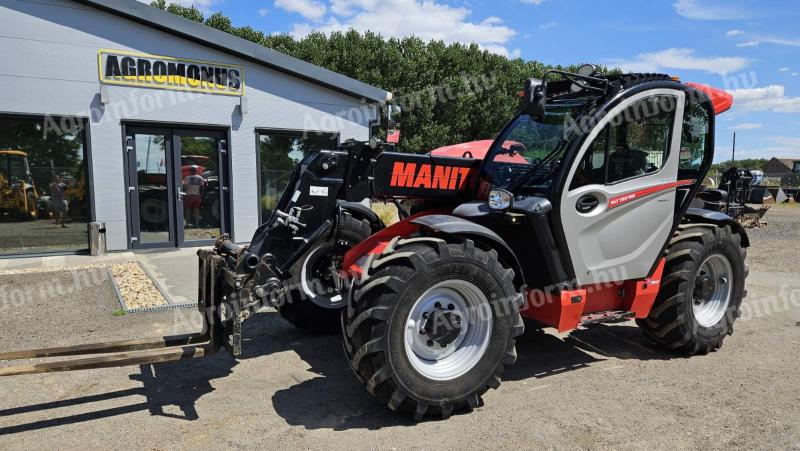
[149,2,602,153]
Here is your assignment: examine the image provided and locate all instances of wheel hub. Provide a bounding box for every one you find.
[694,274,714,301]
[692,254,733,328]
[404,281,493,381]
[420,308,462,347]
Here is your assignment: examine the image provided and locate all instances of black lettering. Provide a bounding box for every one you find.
[167,63,186,85]
[137,59,152,81]
[186,64,201,87]
[152,61,167,84]
[104,55,121,77]
[120,57,136,77]
[200,66,215,87]
[228,69,241,90]
[214,68,228,89]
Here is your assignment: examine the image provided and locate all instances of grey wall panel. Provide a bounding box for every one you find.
[0,0,378,250]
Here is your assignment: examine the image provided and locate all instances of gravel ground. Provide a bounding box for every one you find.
[0,207,798,450]
[0,263,168,310]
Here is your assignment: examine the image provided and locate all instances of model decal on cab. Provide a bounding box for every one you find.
[608,179,695,209]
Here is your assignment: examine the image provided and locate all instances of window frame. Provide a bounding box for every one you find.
[0,112,93,257]
[254,128,340,225]
[568,94,679,190]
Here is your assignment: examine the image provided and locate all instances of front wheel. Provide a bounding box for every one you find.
[343,237,524,419]
[637,224,747,354]
[277,212,373,333]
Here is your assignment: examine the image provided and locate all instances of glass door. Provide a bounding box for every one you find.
[126,126,229,249]
[126,127,175,248]
[173,130,228,244]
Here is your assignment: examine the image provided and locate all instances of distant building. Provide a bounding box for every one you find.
[761,158,800,178]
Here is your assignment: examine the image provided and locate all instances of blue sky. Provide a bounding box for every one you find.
[168,0,800,162]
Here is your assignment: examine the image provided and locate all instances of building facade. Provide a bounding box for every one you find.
[761,157,800,179]
[0,0,389,255]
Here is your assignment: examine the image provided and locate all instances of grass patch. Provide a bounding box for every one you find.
[112,308,126,317]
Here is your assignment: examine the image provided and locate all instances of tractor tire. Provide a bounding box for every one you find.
[636,223,747,354]
[278,212,372,334]
[343,237,524,419]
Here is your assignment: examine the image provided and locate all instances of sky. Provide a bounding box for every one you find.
[157,0,800,162]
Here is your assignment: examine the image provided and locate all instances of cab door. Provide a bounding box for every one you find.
[560,89,685,286]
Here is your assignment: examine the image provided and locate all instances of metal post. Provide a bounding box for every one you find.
[731,131,736,163]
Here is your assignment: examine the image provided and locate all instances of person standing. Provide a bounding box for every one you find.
[182,165,205,228]
[49,175,68,228]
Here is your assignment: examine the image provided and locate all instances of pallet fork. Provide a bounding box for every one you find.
[0,246,244,377]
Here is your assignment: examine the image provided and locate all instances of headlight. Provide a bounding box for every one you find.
[488,188,513,211]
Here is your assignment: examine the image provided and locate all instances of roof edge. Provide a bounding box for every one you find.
[73,0,391,103]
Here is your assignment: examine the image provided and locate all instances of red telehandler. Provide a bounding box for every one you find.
[0,67,747,420]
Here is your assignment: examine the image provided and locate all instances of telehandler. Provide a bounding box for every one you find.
[0,67,748,420]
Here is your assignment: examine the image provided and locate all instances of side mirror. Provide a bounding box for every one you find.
[387,104,401,131]
[522,78,546,120]
[386,104,401,144]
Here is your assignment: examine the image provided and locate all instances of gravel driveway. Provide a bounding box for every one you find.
[0,208,798,450]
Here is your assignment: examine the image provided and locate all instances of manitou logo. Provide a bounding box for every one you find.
[389,162,473,190]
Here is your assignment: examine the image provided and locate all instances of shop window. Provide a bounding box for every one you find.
[258,130,338,223]
[0,115,89,254]
[570,95,677,189]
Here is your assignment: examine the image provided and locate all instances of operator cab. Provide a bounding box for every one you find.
[460,66,721,291]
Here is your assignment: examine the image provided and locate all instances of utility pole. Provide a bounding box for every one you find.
[731,131,736,163]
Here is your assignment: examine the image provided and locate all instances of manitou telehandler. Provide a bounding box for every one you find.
[0,66,748,420]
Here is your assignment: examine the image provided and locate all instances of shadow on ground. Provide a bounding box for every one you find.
[0,315,683,434]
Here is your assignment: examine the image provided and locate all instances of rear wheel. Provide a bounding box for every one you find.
[637,224,747,354]
[343,237,524,419]
[278,212,372,333]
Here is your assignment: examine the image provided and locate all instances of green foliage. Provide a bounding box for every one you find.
[149,2,614,153]
[710,158,767,173]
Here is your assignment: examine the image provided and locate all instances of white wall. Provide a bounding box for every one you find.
[0,0,379,250]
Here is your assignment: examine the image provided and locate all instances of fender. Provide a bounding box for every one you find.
[410,214,525,289]
[338,201,385,232]
[684,207,750,247]
[341,211,433,276]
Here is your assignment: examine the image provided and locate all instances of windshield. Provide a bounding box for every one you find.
[0,153,31,183]
[482,104,586,191]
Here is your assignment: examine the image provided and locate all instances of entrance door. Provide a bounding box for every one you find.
[125,126,229,249]
[559,89,685,285]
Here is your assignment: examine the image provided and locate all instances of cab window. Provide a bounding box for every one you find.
[570,95,677,189]
[679,100,710,172]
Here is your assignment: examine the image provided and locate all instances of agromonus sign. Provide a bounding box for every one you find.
[98,50,245,96]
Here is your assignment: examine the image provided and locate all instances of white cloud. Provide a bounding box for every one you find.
[521,0,546,4]
[726,29,743,36]
[779,67,791,72]
[758,36,800,47]
[793,72,799,77]
[727,122,762,130]
[736,40,759,47]
[609,48,750,75]
[674,0,750,20]
[258,8,270,16]
[729,85,800,113]
[288,0,519,57]
[274,0,328,21]
[539,21,557,30]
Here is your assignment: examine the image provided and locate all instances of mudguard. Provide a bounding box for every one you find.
[411,214,525,288]
[684,207,750,247]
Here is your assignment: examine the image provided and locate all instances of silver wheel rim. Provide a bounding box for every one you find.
[693,253,733,328]
[404,280,492,381]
